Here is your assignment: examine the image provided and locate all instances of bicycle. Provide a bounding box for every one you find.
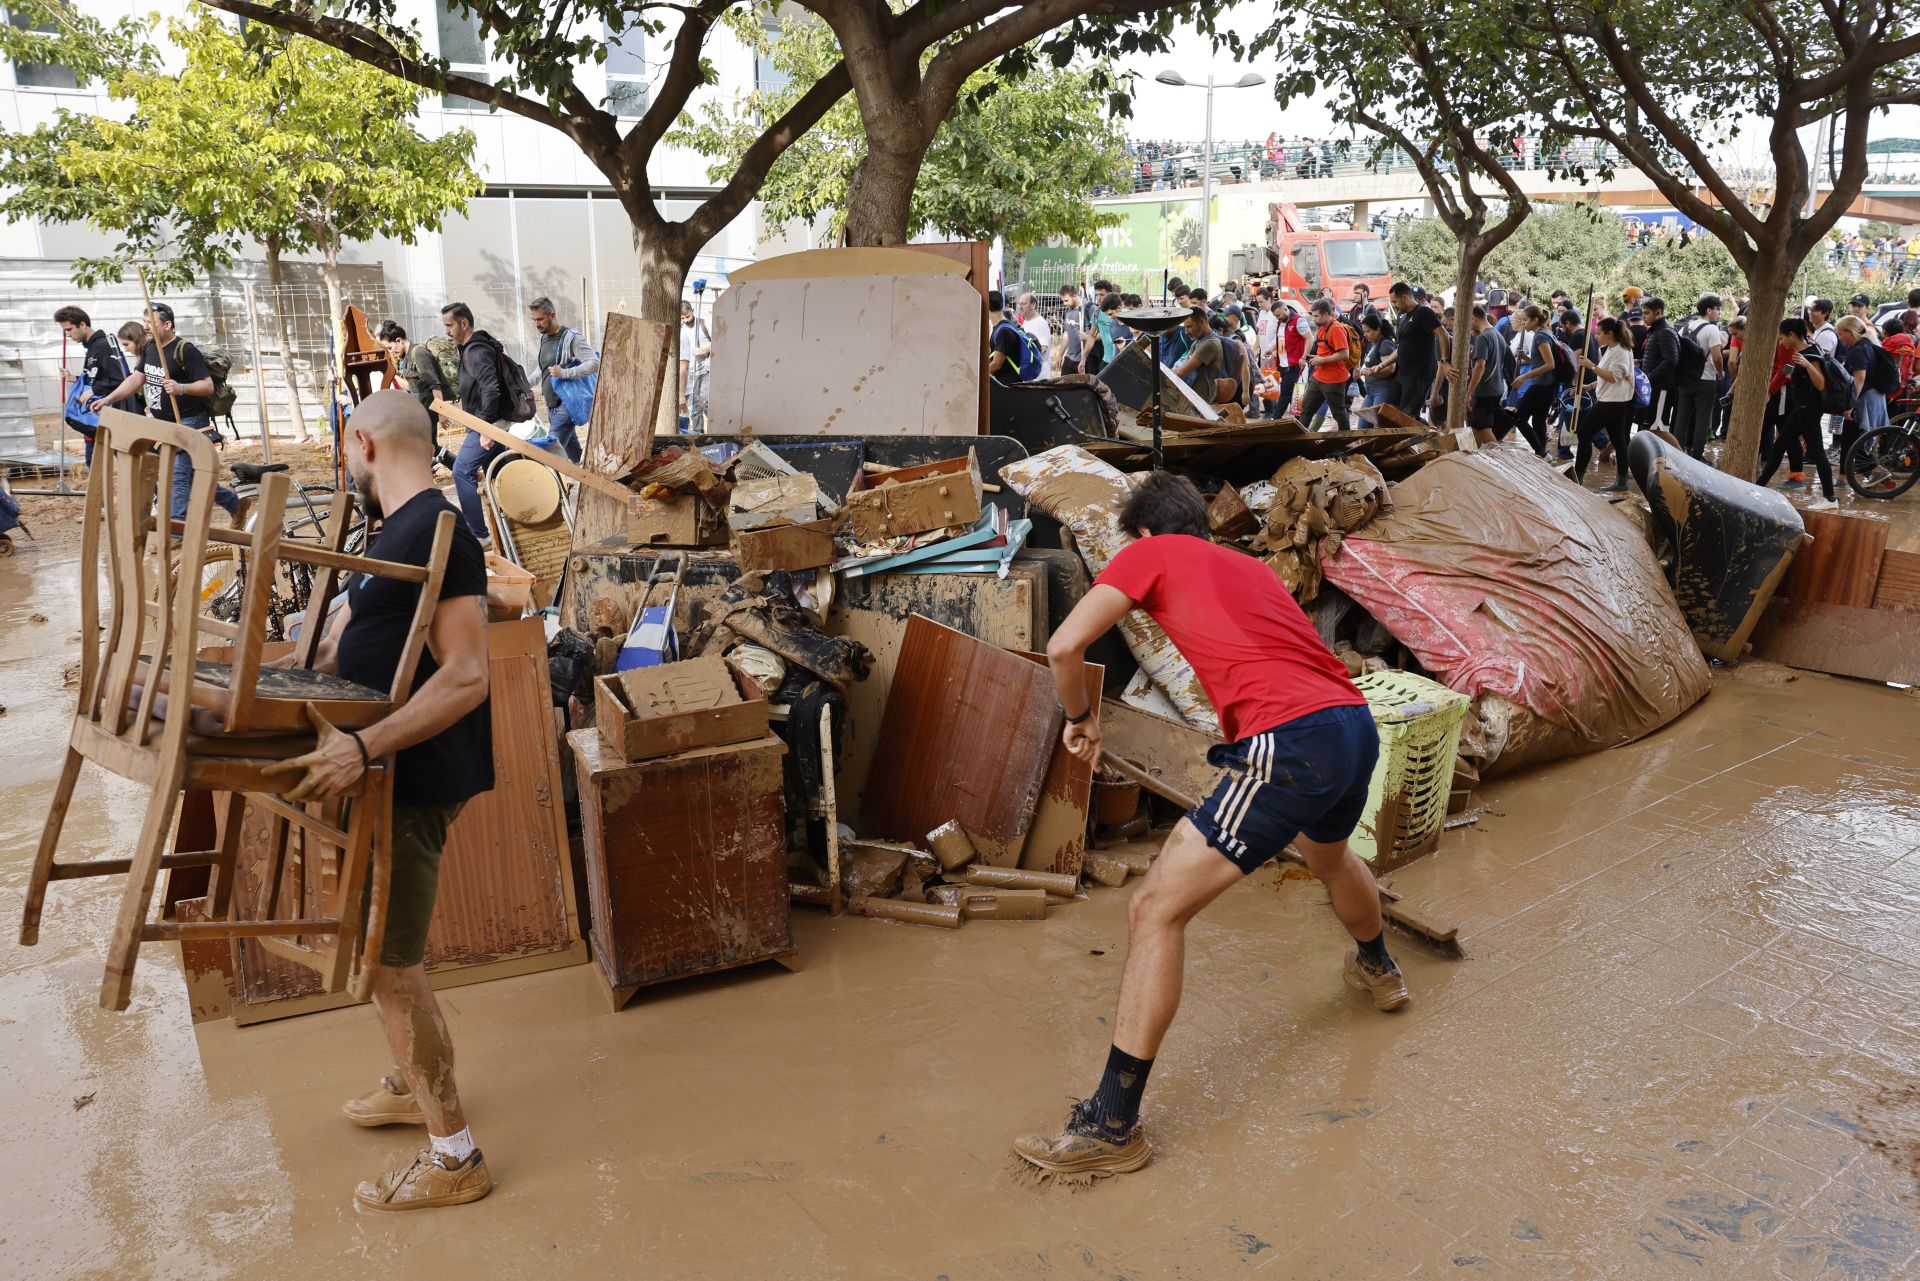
[1843,377,1920,500]
[182,462,367,642]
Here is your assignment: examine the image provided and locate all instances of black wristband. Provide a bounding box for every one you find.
[1064,708,1092,725]
[346,730,370,772]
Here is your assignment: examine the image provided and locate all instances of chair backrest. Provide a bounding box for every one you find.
[82,408,218,754]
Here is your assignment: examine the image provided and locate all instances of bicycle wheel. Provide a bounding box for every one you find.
[1844,420,1920,500]
[174,544,247,623]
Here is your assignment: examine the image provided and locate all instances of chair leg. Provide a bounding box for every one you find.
[20,746,86,946]
[207,790,247,921]
[99,780,183,1012]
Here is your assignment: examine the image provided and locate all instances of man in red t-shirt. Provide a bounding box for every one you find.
[1012,472,1408,1181]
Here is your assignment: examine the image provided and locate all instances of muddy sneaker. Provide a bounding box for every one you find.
[1012,1099,1152,1177]
[354,1149,491,1212]
[1345,952,1412,1012]
[343,1074,425,1128]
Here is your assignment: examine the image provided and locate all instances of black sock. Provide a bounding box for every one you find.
[1086,1045,1154,1136]
[1356,931,1393,969]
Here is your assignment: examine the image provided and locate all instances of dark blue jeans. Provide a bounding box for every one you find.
[169,417,239,521]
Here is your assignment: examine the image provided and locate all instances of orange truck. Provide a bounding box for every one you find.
[1251,203,1391,302]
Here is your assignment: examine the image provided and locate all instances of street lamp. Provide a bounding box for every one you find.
[1156,69,1266,294]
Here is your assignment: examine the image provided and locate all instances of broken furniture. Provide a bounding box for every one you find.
[1749,506,1920,685]
[1112,306,1196,468]
[595,654,768,762]
[1627,432,1808,661]
[1348,671,1470,872]
[338,303,398,404]
[570,727,793,1009]
[21,409,451,1010]
[844,450,984,542]
[484,451,573,609]
[1012,652,1102,880]
[861,615,1062,867]
[184,617,586,1024]
[708,247,986,438]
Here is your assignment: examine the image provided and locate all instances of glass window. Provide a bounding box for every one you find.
[604,22,646,117]
[8,9,77,89]
[754,15,787,96]
[1323,238,1389,280]
[437,2,490,110]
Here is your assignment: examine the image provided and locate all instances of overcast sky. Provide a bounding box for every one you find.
[1113,7,1920,177]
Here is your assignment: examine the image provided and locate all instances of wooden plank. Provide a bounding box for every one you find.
[431,397,633,503]
[1780,509,1889,608]
[579,312,674,548]
[860,614,1061,867]
[1014,655,1102,879]
[827,565,1044,814]
[1750,598,1920,685]
[1099,697,1222,810]
[1870,548,1920,613]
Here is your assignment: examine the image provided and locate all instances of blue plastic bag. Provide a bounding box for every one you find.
[555,358,598,426]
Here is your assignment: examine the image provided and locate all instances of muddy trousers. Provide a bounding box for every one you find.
[1757,406,1834,499]
[1298,378,1350,431]
[1577,400,1632,483]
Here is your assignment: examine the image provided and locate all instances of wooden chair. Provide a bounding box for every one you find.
[20,408,453,1011]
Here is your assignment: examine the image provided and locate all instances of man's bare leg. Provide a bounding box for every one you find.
[369,961,465,1136]
[1296,833,1410,1009]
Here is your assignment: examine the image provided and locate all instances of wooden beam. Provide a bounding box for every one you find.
[431,397,634,504]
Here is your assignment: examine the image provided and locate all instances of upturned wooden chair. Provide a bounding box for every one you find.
[20,408,453,1011]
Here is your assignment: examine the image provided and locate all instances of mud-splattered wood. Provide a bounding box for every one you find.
[223,618,583,1022]
[1781,509,1889,608]
[577,313,674,548]
[861,614,1061,867]
[1750,598,1920,686]
[1870,548,1920,614]
[1013,654,1102,879]
[570,729,791,1005]
[1098,697,1222,810]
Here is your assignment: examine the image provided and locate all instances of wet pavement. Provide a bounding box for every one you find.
[4,541,1919,1280]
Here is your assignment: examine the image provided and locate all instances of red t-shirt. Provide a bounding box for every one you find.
[1094,534,1366,742]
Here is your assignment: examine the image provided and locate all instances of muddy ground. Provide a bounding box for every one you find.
[3,476,1919,1279]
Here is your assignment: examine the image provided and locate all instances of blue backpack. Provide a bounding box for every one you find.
[994,320,1043,381]
[1631,367,1652,408]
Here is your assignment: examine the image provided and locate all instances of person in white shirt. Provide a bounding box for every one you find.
[1016,293,1053,378]
[1576,316,1638,491]
[1674,292,1726,459]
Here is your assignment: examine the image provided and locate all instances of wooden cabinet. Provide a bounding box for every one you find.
[569,729,792,1008]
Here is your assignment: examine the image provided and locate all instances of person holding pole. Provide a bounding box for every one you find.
[87,300,241,522]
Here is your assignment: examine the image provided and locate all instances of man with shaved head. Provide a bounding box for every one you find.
[265,389,496,1211]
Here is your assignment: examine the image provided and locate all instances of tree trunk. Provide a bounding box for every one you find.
[1446,239,1488,435]
[261,236,310,442]
[1720,251,1789,481]
[842,131,926,246]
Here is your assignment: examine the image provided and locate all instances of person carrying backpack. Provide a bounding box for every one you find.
[379,320,458,413]
[442,300,535,542]
[988,290,1043,384]
[1757,317,1838,505]
[1672,293,1727,459]
[1300,299,1355,430]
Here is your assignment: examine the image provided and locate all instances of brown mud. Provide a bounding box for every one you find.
[5,533,1920,1277]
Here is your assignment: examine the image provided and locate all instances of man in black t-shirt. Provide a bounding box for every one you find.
[55,305,125,466]
[986,289,1028,384]
[1388,281,1442,420]
[265,391,495,1212]
[87,301,239,521]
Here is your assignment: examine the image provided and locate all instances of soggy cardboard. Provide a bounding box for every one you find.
[594,655,768,761]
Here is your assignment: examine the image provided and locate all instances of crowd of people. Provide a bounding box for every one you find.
[1825,230,1920,282]
[1115,136,1623,194]
[988,275,1920,505]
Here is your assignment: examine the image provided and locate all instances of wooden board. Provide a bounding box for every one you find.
[1781,508,1890,608]
[579,312,674,547]
[1870,548,1920,613]
[827,565,1045,813]
[570,729,791,1004]
[707,271,983,437]
[1750,598,1920,686]
[729,246,969,282]
[225,618,583,1021]
[1099,696,1222,810]
[860,614,1060,866]
[432,398,631,502]
[1015,655,1102,879]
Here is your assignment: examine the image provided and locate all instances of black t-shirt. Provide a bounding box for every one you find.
[990,320,1027,382]
[83,330,124,399]
[336,490,494,806]
[139,339,213,423]
[1395,306,1443,382]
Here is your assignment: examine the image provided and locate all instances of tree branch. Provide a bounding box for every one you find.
[623,5,719,172]
[682,56,853,245]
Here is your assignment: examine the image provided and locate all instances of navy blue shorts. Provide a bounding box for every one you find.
[1187,704,1379,875]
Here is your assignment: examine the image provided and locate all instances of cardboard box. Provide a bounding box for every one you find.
[732,518,837,573]
[845,450,983,541]
[594,654,769,761]
[729,474,823,532]
[627,492,727,548]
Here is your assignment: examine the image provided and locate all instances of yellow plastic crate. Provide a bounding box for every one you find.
[1348,670,1470,870]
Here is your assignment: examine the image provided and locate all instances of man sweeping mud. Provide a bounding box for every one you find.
[1014,471,1405,1179]
[265,391,495,1211]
